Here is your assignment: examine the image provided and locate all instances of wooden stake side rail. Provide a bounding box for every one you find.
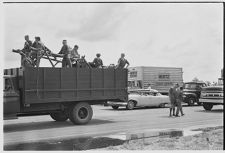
[22,67,128,104]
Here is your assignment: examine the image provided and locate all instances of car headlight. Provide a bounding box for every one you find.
[201,93,207,98]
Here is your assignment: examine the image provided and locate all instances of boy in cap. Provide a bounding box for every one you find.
[93,53,103,68]
[116,53,130,69]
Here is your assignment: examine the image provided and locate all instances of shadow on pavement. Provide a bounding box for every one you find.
[102,106,167,111]
[4,136,125,151]
[4,119,115,133]
[195,109,223,113]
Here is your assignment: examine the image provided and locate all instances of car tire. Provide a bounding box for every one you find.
[188,98,196,106]
[50,111,69,122]
[69,102,93,125]
[203,103,213,111]
[126,101,135,110]
[112,106,119,110]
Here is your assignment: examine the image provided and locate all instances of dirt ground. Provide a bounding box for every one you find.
[101,126,223,150]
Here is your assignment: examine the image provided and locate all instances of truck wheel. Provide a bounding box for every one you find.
[126,101,135,110]
[69,102,93,125]
[188,98,195,106]
[50,111,69,122]
[112,106,119,110]
[159,103,166,108]
[197,102,202,106]
[203,103,213,111]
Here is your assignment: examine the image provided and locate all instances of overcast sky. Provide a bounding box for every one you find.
[2,3,223,82]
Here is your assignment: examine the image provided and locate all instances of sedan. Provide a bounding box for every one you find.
[107,89,170,110]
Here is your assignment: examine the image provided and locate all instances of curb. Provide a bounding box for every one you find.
[105,129,184,141]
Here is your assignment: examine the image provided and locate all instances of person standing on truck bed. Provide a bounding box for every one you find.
[116,53,130,69]
[58,40,72,68]
[93,53,103,68]
[21,35,33,67]
[30,36,45,67]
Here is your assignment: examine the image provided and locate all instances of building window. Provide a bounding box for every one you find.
[130,71,137,78]
[158,74,170,80]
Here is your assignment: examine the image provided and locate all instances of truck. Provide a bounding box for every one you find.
[199,86,223,111]
[182,81,207,106]
[128,66,183,94]
[3,67,128,124]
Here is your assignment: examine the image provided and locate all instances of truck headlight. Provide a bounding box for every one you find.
[201,93,206,98]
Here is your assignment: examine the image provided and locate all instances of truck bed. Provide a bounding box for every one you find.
[4,67,128,104]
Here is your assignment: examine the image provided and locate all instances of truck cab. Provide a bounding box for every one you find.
[3,75,20,119]
[183,81,207,106]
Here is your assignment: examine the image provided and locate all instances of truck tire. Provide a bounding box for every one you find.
[188,98,196,106]
[50,111,69,122]
[159,103,166,108]
[203,103,213,111]
[112,106,119,110]
[126,101,135,110]
[69,102,93,125]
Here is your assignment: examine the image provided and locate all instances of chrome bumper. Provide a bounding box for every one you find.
[199,98,223,104]
[107,101,128,106]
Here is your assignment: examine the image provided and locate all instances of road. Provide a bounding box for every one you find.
[4,104,223,146]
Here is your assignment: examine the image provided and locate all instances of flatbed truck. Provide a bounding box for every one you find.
[3,67,128,124]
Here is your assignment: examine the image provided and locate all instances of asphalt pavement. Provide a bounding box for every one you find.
[4,104,223,146]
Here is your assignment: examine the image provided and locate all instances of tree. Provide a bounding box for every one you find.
[192,77,199,82]
[205,81,211,86]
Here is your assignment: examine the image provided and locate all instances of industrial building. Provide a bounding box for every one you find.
[128,66,183,94]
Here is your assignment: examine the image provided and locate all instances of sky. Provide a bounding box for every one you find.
[2,3,223,82]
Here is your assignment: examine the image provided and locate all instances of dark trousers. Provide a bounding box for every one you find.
[62,58,72,67]
[176,99,184,115]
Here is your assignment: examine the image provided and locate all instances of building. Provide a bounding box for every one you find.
[218,68,223,85]
[128,66,183,94]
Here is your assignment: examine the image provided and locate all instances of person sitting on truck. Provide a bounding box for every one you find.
[116,53,130,69]
[30,36,45,67]
[92,53,103,68]
[58,40,72,68]
[70,45,80,59]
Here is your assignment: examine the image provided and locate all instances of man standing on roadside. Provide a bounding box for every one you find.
[168,83,179,117]
[175,86,185,117]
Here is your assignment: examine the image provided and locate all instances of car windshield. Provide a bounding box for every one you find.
[185,84,197,89]
[185,83,206,89]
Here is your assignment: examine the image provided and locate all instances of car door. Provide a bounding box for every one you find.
[136,92,155,107]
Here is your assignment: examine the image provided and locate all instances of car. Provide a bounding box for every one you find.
[183,81,207,106]
[107,89,170,110]
[199,86,223,111]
